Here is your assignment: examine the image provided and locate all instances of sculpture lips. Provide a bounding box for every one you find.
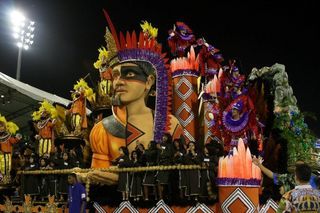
[115,89,127,93]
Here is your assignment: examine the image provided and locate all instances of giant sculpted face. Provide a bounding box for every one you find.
[112,62,155,104]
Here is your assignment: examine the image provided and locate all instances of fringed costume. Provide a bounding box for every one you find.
[0,114,21,183]
[32,100,57,156]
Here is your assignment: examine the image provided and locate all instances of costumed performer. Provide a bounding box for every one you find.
[32,100,57,156]
[0,114,21,182]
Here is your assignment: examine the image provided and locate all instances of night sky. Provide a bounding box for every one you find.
[0,0,319,136]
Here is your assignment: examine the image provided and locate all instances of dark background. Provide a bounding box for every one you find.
[0,0,319,136]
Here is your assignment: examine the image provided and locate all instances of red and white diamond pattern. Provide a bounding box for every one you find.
[175,77,193,101]
[221,188,256,213]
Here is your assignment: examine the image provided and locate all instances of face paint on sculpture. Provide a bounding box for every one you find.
[112,62,155,105]
[89,14,184,173]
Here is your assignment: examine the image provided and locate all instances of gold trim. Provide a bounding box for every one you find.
[18,164,205,175]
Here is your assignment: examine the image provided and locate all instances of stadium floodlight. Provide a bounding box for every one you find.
[10,10,35,80]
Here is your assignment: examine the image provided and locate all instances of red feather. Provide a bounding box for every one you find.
[126,31,131,48]
[216,76,221,93]
[149,39,155,50]
[145,39,150,49]
[138,32,144,48]
[119,32,126,49]
[157,44,163,53]
[102,9,120,50]
[131,31,137,48]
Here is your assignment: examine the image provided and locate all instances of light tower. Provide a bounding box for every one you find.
[10,10,35,81]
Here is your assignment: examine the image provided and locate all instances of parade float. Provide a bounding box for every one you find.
[0,9,319,213]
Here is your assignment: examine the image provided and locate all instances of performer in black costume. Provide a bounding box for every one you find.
[156,133,174,200]
[142,141,158,201]
[185,141,201,201]
[23,155,39,200]
[130,150,143,201]
[172,138,187,200]
[113,146,132,201]
[58,152,74,201]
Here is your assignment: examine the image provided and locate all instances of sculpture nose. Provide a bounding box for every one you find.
[114,76,125,87]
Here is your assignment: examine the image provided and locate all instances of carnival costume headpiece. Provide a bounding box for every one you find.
[232,100,244,112]
[102,10,172,142]
[93,47,109,71]
[0,114,19,134]
[232,66,239,73]
[140,21,158,39]
[204,75,221,95]
[73,78,95,102]
[32,99,58,121]
[176,21,193,34]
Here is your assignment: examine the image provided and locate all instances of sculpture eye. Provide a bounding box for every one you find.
[126,72,136,78]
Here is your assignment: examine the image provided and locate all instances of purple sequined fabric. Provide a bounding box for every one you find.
[216,178,261,187]
[118,49,168,142]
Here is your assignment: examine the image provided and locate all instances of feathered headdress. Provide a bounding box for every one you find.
[232,100,244,112]
[73,78,95,103]
[140,21,158,39]
[205,75,221,95]
[170,46,199,71]
[102,9,171,142]
[93,47,110,70]
[0,114,19,134]
[32,99,58,121]
[232,66,239,73]
[176,21,193,34]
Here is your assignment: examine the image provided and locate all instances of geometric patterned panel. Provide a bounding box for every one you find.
[0,201,220,213]
[172,74,198,144]
[184,128,195,142]
[113,201,139,213]
[186,202,215,213]
[93,201,106,213]
[259,199,278,213]
[126,122,145,146]
[176,102,195,127]
[175,100,195,142]
[205,129,213,144]
[149,200,175,213]
[175,77,193,101]
[221,188,256,213]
